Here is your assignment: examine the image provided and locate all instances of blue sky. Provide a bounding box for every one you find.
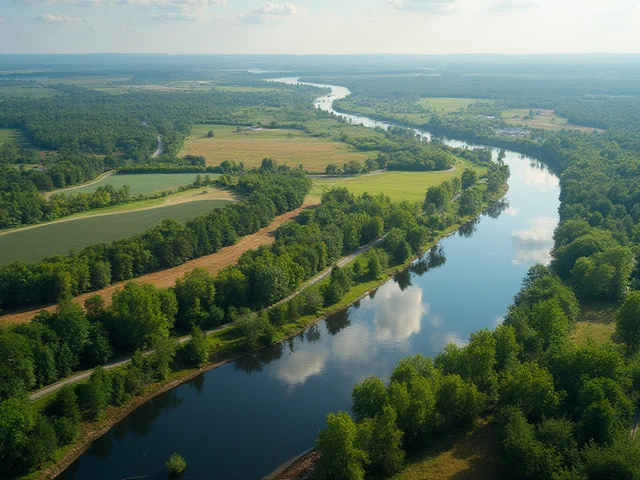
[1,0,639,54]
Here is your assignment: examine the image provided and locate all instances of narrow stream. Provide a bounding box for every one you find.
[61,80,559,480]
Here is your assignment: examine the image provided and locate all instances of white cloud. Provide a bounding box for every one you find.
[18,0,226,7]
[37,13,86,22]
[491,0,539,12]
[388,0,456,14]
[253,1,304,15]
[241,2,305,24]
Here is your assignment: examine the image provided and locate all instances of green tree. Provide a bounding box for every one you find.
[206,129,214,138]
[352,376,387,421]
[498,362,560,423]
[109,282,177,350]
[461,168,478,189]
[316,411,368,480]
[616,291,640,353]
[0,397,36,476]
[183,325,208,366]
[166,452,187,477]
[0,332,35,400]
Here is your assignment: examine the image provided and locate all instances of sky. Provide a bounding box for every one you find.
[1,0,639,55]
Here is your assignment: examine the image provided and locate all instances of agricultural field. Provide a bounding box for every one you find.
[501,108,601,132]
[182,124,375,173]
[418,97,494,114]
[65,172,218,196]
[310,160,484,203]
[0,199,231,265]
[0,84,62,98]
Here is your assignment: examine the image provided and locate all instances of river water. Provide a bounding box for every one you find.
[61,80,560,480]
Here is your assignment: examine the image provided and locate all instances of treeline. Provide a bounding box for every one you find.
[316,265,640,479]
[0,167,311,311]
[0,151,106,229]
[334,126,457,172]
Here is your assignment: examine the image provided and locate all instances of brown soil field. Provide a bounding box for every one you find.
[0,199,320,327]
[181,126,374,173]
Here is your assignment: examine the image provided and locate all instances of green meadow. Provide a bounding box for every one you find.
[0,200,231,265]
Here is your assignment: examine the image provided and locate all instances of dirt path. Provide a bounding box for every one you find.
[43,170,116,199]
[0,199,319,327]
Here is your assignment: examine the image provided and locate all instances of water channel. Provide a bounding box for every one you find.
[61,80,560,480]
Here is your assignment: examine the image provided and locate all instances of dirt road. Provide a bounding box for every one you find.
[1,199,319,327]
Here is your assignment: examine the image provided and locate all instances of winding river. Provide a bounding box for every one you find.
[61,80,560,480]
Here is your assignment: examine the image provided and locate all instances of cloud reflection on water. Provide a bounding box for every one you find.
[511,216,556,265]
[373,286,426,342]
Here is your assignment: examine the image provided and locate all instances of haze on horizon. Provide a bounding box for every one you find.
[1,0,639,55]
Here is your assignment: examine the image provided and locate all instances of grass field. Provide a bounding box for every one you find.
[0,85,62,98]
[392,420,505,480]
[0,128,34,148]
[181,125,375,173]
[501,108,601,132]
[310,161,484,203]
[67,172,218,196]
[569,300,619,346]
[418,97,493,114]
[0,200,231,265]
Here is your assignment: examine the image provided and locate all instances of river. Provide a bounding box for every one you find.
[60,80,560,480]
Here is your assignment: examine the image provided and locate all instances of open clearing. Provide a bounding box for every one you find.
[392,420,505,480]
[311,161,482,203]
[569,300,618,346]
[0,85,62,98]
[67,172,218,196]
[182,125,374,173]
[0,128,36,148]
[0,201,318,326]
[418,97,494,114]
[0,199,231,266]
[502,108,602,132]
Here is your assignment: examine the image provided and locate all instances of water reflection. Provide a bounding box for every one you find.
[372,286,425,342]
[458,217,479,238]
[234,343,285,374]
[524,162,560,190]
[272,344,329,387]
[86,390,183,461]
[411,245,447,276]
[484,197,511,219]
[394,269,412,291]
[511,217,556,265]
[326,309,351,335]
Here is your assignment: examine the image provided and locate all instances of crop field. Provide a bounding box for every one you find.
[418,97,493,114]
[311,160,484,203]
[0,199,231,265]
[0,85,62,98]
[66,172,218,196]
[501,108,601,132]
[182,124,375,173]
